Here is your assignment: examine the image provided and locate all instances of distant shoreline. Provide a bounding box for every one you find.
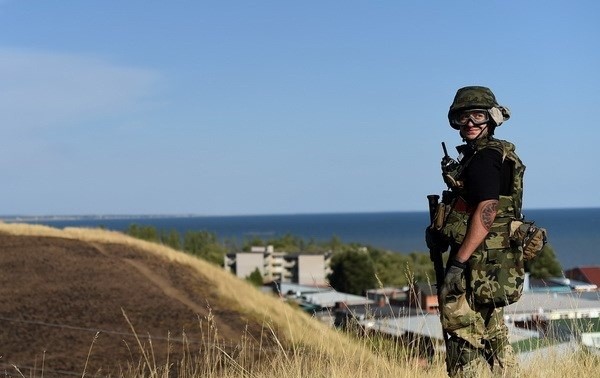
[2,207,598,223]
[0,214,199,222]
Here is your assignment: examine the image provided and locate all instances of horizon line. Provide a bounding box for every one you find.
[2,206,598,221]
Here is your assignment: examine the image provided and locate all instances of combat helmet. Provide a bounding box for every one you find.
[448,86,510,129]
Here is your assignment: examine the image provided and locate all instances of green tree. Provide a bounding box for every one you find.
[126,224,159,242]
[407,252,435,285]
[328,249,376,295]
[246,268,264,286]
[367,247,434,287]
[526,243,563,279]
[327,235,344,253]
[268,233,304,252]
[303,238,323,254]
[183,230,226,266]
[369,247,411,287]
[222,237,240,253]
[242,236,265,251]
[161,229,181,250]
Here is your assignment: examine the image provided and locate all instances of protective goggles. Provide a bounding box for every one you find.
[451,109,490,127]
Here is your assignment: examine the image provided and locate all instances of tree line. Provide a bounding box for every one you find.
[126,224,227,265]
[124,224,563,294]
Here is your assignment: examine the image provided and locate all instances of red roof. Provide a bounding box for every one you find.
[565,266,600,287]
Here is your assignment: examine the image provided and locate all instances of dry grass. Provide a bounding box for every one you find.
[1,222,598,377]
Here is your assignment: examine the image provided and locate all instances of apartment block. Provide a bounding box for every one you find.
[224,245,331,286]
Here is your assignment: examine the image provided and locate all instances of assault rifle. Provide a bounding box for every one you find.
[427,194,447,308]
[427,193,450,366]
[427,141,458,363]
[429,141,458,295]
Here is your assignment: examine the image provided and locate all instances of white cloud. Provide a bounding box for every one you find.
[0,48,161,131]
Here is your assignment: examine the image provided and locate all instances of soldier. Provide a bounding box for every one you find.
[427,86,525,377]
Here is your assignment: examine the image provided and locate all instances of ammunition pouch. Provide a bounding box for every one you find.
[437,197,470,245]
[432,202,449,231]
[469,246,524,306]
[509,220,548,261]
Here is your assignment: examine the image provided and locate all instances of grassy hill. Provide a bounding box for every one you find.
[0,223,597,378]
[0,223,413,377]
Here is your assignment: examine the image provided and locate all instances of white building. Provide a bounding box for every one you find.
[224,245,332,286]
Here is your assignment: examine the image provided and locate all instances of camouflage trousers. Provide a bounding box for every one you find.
[441,292,520,378]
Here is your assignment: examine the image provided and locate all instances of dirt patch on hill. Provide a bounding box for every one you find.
[0,233,275,377]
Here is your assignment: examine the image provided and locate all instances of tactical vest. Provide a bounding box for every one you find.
[441,137,526,306]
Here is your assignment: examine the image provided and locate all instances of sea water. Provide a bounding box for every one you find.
[20,208,600,271]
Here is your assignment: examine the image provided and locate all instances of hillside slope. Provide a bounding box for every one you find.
[0,224,333,377]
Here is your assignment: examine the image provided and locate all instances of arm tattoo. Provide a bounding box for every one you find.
[480,200,498,231]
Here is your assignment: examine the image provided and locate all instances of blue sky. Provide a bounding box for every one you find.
[1,1,598,215]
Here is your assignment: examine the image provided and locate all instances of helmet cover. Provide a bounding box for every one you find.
[448,86,510,129]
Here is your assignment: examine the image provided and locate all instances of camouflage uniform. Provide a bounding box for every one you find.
[435,87,524,377]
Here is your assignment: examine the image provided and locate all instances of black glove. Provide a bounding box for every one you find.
[441,259,467,298]
[425,226,448,252]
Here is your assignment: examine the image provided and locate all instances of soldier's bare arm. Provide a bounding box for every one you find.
[454,199,498,263]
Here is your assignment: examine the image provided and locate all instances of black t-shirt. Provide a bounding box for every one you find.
[462,148,512,206]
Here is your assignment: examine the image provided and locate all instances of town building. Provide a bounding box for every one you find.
[365,287,409,307]
[224,245,332,286]
[408,282,439,314]
[304,272,600,360]
[564,266,600,289]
